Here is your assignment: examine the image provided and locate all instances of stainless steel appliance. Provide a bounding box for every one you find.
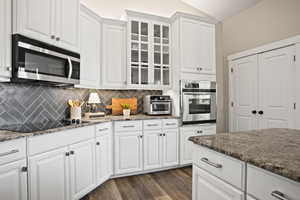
[181,80,217,124]
[144,95,172,115]
[12,34,80,86]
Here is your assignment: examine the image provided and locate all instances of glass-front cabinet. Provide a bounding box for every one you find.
[128,17,171,88]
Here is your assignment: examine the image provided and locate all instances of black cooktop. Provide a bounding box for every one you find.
[0,120,82,133]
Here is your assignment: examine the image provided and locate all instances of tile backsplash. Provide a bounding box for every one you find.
[0,83,161,126]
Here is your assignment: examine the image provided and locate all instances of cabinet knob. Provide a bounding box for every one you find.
[96,142,100,146]
[258,110,264,115]
[51,35,55,39]
[56,37,60,41]
[251,110,257,114]
[21,166,28,172]
[70,151,75,155]
[65,152,70,156]
[139,135,143,138]
[197,130,203,134]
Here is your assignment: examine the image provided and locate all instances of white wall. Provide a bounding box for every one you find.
[222,0,300,131]
[81,0,210,19]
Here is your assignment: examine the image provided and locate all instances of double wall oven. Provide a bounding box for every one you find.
[181,80,217,124]
[12,34,80,86]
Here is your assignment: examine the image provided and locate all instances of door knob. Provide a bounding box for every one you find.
[258,110,264,115]
[251,110,257,114]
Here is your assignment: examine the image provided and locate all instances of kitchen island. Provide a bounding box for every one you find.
[189,128,300,200]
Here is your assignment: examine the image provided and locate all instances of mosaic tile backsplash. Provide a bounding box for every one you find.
[0,83,162,126]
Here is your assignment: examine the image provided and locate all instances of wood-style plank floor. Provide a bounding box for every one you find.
[81,167,192,200]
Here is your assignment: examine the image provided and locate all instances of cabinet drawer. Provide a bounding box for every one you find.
[162,119,178,129]
[0,138,26,165]
[201,124,216,135]
[192,145,245,190]
[143,120,162,130]
[115,121,142,132]
[247,165,300,200]
[95,122,112,137]
[28,126,95,156]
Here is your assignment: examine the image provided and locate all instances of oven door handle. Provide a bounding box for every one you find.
[67,57,73,80]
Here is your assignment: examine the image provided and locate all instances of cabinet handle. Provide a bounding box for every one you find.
[0,149,19,157]
[200,158,222,168]
[70,151,75,155]
[258,110,264,115]
[65,152,70,156]
[159,133,163,136]
[56,37,60,41]
[21,166,28,172]
[98,128,108,132]
[197,130,203,134]
[51,35,55,39]
[6,67,11,71]
[139,135,143,138]
[271,191,290,200]
[147,124,158,127]
[163,133,166,136]
[122,125,135,128]
[251,110,257,114]
[166,123,176,126]
[96,142,100,146]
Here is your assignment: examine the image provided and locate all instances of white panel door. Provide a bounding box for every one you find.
[0,0,11,81]
[296,43,300,129]
[55,0,79,52]
[79,7,101,88]
[198,23,216,74]
[17,0,55,44]
[230,55,259,132]
[180,18,201,74]
[0,159,27,200]
[162,129,178,167]
[115,132,143,174]
[144,131,162,170]
[180,128,195,165]
[69,139,96,200]
[29,147,70,200]
[192,166,244,200]
[258,46,295,129]
[102,22,127,88]
[95,134,112,185]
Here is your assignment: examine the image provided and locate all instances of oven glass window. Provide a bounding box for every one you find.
[153,103,169,112]
[189,95,211,114]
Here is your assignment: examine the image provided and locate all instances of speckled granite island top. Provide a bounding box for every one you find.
[189,128,300,183]
[0,114,179,142]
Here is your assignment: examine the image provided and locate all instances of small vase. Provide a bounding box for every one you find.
[123,109,130,118]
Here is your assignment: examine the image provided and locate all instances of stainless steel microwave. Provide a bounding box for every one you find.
[181,80,217,124]
[12,34,80,86]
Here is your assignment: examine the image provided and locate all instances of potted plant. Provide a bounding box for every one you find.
[121,103,131,118]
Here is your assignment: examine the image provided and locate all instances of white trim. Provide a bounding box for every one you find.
[170,12,218,24]
[125,10,170,23]
[228,35,300,61]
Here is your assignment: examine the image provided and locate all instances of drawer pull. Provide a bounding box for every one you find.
[122,125,135,128]
[0,149,19,157]
[271,191,290,200]
[201,158,222,168]
[98,128,109,132]
[147,124,159,127]
[166,123,177,126]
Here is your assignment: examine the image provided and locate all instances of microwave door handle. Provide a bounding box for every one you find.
[67,57,73,80]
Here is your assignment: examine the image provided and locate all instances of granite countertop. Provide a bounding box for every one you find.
[0,114,180,142]
[189,128,300,183]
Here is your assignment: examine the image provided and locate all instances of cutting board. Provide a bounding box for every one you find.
[106,98,138,115]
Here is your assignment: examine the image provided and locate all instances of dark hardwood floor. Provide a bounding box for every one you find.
[81,167,192,200]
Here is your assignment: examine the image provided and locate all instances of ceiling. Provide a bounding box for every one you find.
[182,0,262,21]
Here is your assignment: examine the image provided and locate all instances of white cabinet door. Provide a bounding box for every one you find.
[79,6,101,88]
[95,134,112,185]
[102,21,127,88]
[230,55,259,132]
[258,46,295,129]
[192,166,244,200]
[144,131,162,170]
[16,0,55,44]
[180,18,215,74]
[115,132,143,174]
[296,43,300,129]
[180,129,195,165]
[0,159,27,200]
[29,147,70,200]
[55,0,79,52]
[162,129,178,167]
[69,139,96,200]
[0,0,11,81]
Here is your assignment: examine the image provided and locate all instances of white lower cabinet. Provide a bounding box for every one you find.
[29,147,70,200]
[180,124,216,165]
[162,129,179,167]
[193,166,244,200]
[144,130,162,170]
[114,131,143,174]
[0,159,27,200]
[69,139,96,200]
[95,133,113,185]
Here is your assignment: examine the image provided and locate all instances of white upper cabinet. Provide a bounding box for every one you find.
[78,5,101,88]
[178,17,216,74]
[127,12,172,89]
[102,19,127,89]
[0,0,12,81]
[14,0,80,52]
